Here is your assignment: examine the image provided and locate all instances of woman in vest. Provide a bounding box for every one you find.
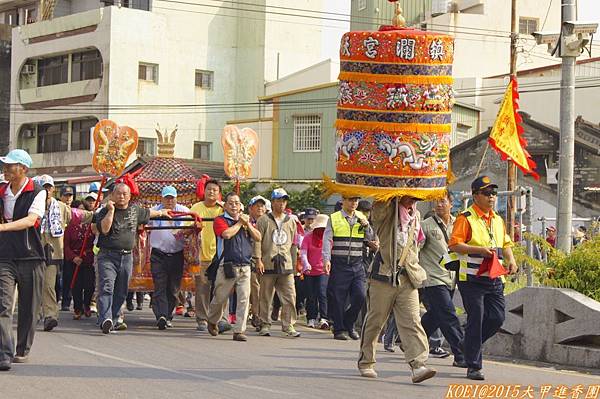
[448,176,518,381]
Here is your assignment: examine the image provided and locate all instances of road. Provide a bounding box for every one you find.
[2,308,599,399]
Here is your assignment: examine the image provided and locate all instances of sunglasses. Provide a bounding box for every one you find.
[478,189,498,197]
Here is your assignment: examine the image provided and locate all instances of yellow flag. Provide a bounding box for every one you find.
[488,78,539,180]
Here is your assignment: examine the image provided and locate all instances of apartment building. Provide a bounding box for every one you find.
[2,0,329,174]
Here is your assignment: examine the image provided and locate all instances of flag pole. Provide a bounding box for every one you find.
[506,0,518,241]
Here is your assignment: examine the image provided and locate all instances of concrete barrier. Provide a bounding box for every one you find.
[484,287,600,369]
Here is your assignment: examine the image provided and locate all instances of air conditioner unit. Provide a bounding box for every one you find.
[22,128,35,139]
[547,168,559,185]
[21,64,35,75]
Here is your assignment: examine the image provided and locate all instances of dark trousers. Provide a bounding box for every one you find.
[61,261,74,309]
[457,280,505,370]
[294,275,307,312]
[72,263,95,313]
[327,260,366,333]
[150,250,184,320]
[421,285,465,361]
[0,260,44,361]
[304,274,328,321]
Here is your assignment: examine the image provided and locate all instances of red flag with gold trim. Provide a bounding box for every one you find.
[488,78,539,180]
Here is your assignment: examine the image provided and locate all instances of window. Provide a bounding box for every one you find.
[71,118,97,151]
[72,50,102,82]
[24,6,37,24]
[293,115,321,152]
[4,9,18,26]
[193,141,211,160]
[138,63,158,83]
[38,122,68,153]
[358,0,367,11]
[137,137,156,156]
[102,0,150,9]
[519,17,539,35]
[195,70,213,90]
[455,123,471,145]
[38,55,69,87]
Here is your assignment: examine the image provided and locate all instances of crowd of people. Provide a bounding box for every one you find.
[0,149,520,384]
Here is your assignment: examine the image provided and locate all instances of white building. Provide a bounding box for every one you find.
[2,0,331,175]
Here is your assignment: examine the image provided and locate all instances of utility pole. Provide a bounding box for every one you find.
[555,0,577,253]
[506,0,518,240]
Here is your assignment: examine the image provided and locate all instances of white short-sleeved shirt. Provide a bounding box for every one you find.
[3,179,46,222]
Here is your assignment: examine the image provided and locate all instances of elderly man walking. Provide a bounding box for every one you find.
[255,188,301,338]
[0,150,47,371]
[95,183,168,334]
[207,193,261,341]
[148,186,190,330]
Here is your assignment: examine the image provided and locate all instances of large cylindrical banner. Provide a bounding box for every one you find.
[325,27,455,201]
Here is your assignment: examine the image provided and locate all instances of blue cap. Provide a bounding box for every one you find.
[0,149,32,168]
[89,182,99,193]
[161,185,177,198]
[271,188,289,200]
[471,176,498,192]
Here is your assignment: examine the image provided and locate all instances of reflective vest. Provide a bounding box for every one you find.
[450,205,506,282]
[331,210,366,264]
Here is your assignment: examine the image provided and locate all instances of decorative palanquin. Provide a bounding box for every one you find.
[326,27,455,201]
[129,157,201,291]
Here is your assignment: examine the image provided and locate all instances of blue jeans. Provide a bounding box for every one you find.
[97,251,133,325]
[304,274,329,321]
[421,285,465,361]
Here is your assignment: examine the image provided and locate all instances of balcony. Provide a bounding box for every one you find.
[16,8,103,43]
[19,78,101,108]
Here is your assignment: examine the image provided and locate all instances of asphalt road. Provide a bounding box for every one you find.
[2,308,599,399]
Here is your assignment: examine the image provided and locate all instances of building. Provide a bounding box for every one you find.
[350,0,578,78]
[0,23,10,154]
[2,0,332,176]
[449,112,600,231]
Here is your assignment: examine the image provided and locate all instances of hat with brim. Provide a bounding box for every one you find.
[311,214,329,230]
[271,188,289,200]
[0,149,32,168]
[85,192,98,201]
[471,175,498,192]
[161,185,178,198]
[60,186,74,196]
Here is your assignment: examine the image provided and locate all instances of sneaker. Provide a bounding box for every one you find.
[334,332,349,341]
[135,304,143,311]
[250,315,259,328]
[84,307,92,318]
[233,333,248,342]
[0,359,11,371]
[43,317,58,332]
[115,322,127,331]
[228,314,236,324]
[157,317,167,330]
[359,368,377,378]
[101,319,113,334]
[73,311,82,320]
[348,330,360,340]
[283,326,301,338]
[166,320,173,328]
[467,368,485,381]
[196,320,208,332]
[208,322,219,336]
[307,319,316,328]
[144,294,151,301]
[218,320,232,334]
[384,344,396,353]
[89,303,97,314]
[13,355,28,364]
[429,347,450,358]
[175,306,184,316]
[258,325,271,336]
[411,366,436,384]
[453,359,468,368]
[126,302,134,312]
[318,319,330,330]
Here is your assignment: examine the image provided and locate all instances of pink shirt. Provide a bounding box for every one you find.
[300,231,325,276]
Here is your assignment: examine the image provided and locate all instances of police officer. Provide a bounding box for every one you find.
[323,196,374,341]
[448,176,518,381]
